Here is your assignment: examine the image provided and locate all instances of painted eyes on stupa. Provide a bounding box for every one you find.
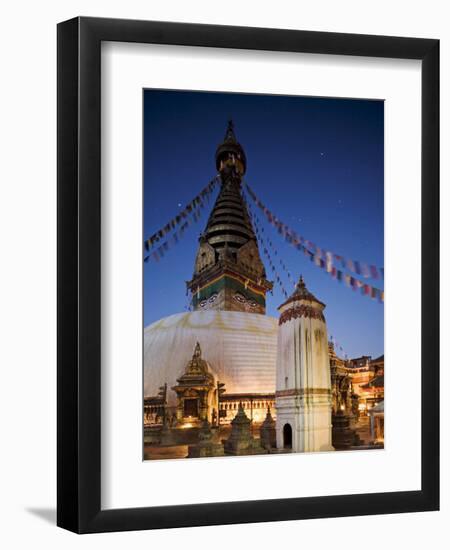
[199,293,218,308]
[233,293,257,308]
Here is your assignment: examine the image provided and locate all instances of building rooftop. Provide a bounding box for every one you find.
[278,275,325,309]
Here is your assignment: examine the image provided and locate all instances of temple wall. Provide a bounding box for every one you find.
[275,395,333,452]
[276,316,331,393]
[219,396,276,424]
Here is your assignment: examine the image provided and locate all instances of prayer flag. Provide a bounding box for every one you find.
[361,263,371,278]
[370,265,379,279]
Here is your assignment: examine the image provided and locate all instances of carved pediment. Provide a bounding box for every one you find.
[237,239,265,277]
[185,342,208,375]
[195,241,216,274]
[173,342,215,389]
[183,388,199,398]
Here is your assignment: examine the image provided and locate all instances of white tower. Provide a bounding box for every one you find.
[275,276,333,453]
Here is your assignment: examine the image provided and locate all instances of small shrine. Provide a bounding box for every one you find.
[259,406,276,450]
[224,403,264,455]
[172,342,217,427]
[331,410,355,450]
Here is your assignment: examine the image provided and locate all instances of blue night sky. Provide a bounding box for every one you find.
[143,89,384,359]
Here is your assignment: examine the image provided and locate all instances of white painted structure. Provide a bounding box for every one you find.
[275,277,334,453]
[144,310,278,406]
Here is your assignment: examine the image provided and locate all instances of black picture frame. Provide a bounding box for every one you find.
[57,16,439,533]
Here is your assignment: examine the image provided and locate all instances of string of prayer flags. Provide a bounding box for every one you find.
[252,219,289,299]
[144,175,219,252]
[245,181,384,281]
[300,244,384,303]
[144,205,204,263]
[244,187,384,304]
[329,335,348,358]
[250,221,289,298]
[250,205,296,289]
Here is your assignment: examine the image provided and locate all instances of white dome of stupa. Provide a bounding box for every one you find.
[144,310,278,406]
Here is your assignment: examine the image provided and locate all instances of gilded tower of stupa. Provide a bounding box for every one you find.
[187,121,273,314]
